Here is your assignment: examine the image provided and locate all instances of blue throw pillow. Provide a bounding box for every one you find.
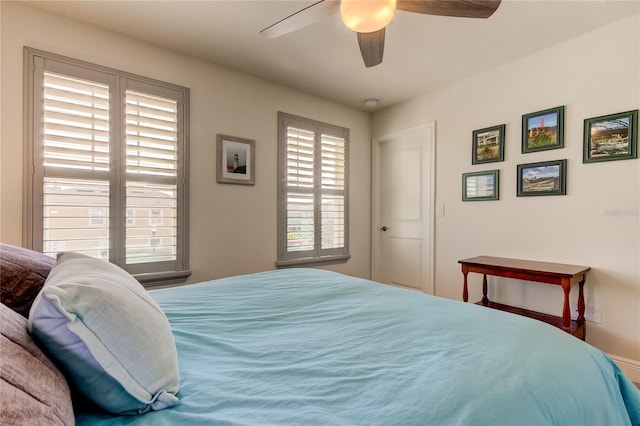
[28,252,180,415]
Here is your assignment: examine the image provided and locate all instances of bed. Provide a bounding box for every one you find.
[2,244,639,425]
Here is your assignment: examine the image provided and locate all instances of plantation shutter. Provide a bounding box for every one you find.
[27,48,190,285]
[285,124,315,254]
[125,89,179,266]
[41,70,112,259]
[320,133,346,250]
[277,112,349,265]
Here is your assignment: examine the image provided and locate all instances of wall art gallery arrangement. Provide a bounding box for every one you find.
[463,107,638,201]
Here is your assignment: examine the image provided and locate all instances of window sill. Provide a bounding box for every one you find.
[275,254,351,268]
[134,270,192,288]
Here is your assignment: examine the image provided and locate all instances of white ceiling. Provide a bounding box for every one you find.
[22,0,640,111]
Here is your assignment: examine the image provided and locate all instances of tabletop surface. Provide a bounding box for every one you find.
[458,256,591,276]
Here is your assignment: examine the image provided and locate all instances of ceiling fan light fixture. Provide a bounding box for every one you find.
[340,0,396,33]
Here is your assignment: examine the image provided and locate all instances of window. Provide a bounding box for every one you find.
[25,48,190,285]
[277,112,350,266]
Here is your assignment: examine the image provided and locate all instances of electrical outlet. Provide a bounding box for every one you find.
[587,305,602,323]
[572,303,602,324]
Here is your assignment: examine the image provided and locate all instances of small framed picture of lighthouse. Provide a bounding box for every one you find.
[216,134,255,185]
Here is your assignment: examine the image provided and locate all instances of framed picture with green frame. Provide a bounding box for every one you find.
[462,170,500,201]
[583,109,638,163]
[522,106,565,153]
[472,124,505,164]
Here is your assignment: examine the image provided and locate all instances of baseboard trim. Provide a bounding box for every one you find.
[609,354,640,383]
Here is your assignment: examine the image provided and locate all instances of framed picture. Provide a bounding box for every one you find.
[462,170,499,201]
[522,106,564,153]
[583,109,638,163]
[517,159,566,197]
[472,124,505,164]
[216,134,255,185]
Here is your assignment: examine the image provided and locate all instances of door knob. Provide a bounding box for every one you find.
[380,226,388,231]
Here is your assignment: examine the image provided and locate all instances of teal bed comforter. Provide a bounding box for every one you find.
[77,268,640,425]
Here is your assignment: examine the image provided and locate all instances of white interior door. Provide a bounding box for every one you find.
[372,123,435,294]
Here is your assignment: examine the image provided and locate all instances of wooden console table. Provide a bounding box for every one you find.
[458,256,590,340]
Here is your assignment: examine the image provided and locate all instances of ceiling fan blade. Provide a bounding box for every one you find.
[357,29,385,68]
[260,0,340,38]
[396,0,501,19]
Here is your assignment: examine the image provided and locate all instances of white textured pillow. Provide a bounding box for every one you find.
[28,252,180,415]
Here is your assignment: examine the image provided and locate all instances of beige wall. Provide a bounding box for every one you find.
[0,2,372,282]
[373,16,640,362]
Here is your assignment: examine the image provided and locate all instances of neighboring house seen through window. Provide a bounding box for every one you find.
[277,112,350,266]
[25,48,190,285]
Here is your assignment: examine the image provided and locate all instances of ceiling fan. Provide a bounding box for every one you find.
[261,0,501,67]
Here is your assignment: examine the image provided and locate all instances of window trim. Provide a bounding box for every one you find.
[24,47,190,286]
[276,112,350,267]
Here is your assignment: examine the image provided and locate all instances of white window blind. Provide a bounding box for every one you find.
[26,48,190,285]
[125,90,178,265]
[320,133,346,250]
[42,72,111,259]
[277,112,349,265]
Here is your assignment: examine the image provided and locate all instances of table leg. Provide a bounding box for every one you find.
[577,279,586,326]
[482,274,489,306]
[562,282,571,329]
[462,271,469,302]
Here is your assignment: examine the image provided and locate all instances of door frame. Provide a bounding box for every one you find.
[371,122,436,294]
